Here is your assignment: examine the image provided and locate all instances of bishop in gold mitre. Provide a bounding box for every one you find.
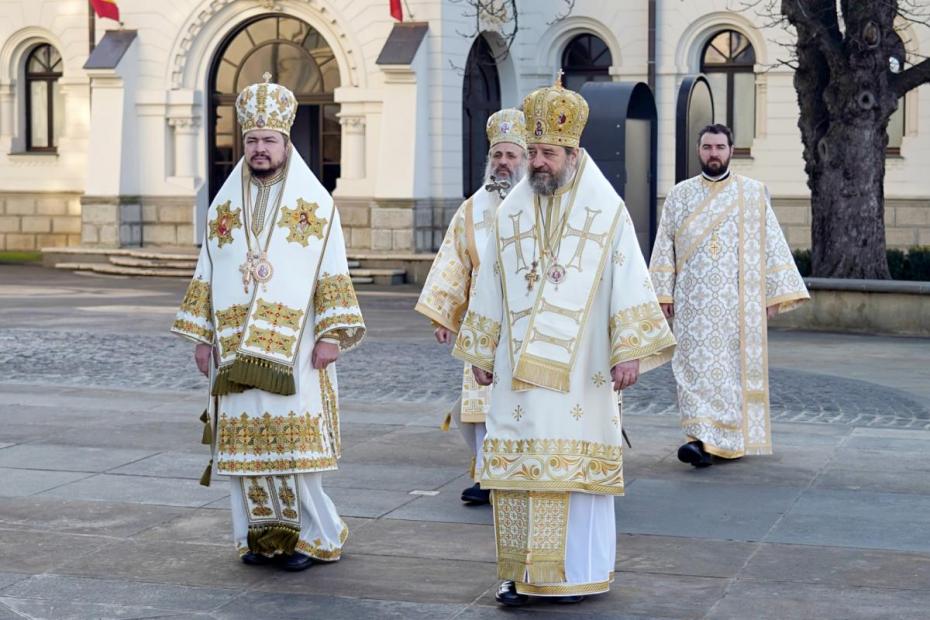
[172,73,365,571]
[415,108,527,506]
[453,75,676,605]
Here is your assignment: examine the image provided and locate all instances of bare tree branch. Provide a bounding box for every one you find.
[892,56,930,96]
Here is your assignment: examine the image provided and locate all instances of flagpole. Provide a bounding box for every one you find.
[88,0,96,54]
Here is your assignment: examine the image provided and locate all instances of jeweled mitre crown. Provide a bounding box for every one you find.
[522,73,589,148]
[486,108,527,150]
[236,72,298,136]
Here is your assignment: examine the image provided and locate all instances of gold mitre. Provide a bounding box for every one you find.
[486,108,527,150]
[522,72,589,147]
[235,72,297,136]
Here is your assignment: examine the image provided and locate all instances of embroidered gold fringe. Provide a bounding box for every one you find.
[248,524,300,555]
[513,354,570,393]
[210,366,248,396]
[497,557,566,585]
[199,459,213,487]
[226,354,296,396]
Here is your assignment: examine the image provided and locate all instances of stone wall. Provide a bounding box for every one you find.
[339,197,460,252]
[0,192,82,250]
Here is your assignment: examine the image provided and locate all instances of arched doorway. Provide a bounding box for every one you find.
[461,35,501,198]
[208,15,341,199]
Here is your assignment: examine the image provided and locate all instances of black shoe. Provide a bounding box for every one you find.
[552,595,585,604]
[495,581,530,607]
[678,441,713,468]
[461,482,491,505]
[282,553,314,572]
[240,551,273,566]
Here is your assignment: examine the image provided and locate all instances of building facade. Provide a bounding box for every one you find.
[0,0,927,253]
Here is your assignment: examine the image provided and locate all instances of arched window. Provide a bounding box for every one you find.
[887,99,905,155]
[25,44,63,152]
[209,15,341,197]
[701,30,756,152]
[561,34,611,92]
[461,36,500,197]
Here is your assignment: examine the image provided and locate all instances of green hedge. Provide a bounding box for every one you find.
[792,246,930,281]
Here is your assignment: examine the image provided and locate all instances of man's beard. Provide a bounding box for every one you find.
[529,159,576,196]
[248,154,286,179]
[700,155,730,177]
[483,158,524,186]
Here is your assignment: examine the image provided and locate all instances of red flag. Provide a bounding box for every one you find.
[390,0,403,21]
[90,0,120,22]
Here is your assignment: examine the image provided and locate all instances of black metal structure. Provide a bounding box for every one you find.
[25,44,62,152]
[675,74,715,183]
[207,14,341,199]
[461,36,501,197]
[579,81,658,256]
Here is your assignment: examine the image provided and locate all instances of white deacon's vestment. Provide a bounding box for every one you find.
[649,173,808,458]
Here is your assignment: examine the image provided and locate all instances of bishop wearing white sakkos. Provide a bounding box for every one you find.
[415,108,527,506]
[172,74,365,571]
[453,78,676,605]
[649,124,808,468]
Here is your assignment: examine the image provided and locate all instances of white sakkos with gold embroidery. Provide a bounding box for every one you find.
[649,174,808,458]
[453,151,676,495]
[172,147,365,477]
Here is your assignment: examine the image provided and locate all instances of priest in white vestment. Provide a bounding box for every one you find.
[172,75,365,571]
[453,78,676,605]
[416,108,527,505]
[649,124,808,468]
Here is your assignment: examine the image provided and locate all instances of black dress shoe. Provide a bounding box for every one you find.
[240,551,273,566]
[678,441,713,468]
[282,553,314,572]
[552,595,585,604]
[461,482,491,505]
[495,581,530,607]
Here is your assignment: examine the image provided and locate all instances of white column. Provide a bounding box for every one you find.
[0,82,15,146]
[338,115,366,180]
[169,117,201,182]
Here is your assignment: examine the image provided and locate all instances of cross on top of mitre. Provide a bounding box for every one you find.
[262,71,273,83]
[555,69,564,88]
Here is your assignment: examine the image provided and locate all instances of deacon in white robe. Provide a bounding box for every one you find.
[454,78,675,605]
[415,108,527,505]
[172,75,364,571]
[649,124,808,467]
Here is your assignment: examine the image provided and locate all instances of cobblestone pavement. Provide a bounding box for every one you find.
[2,326,928,428]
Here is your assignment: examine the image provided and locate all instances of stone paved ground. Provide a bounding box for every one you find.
[1,264,930,619]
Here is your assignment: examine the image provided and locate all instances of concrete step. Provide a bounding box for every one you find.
[350,276,374,285]
[109,256,198,270]
[55,262,193,278]
[347,259,360,269]
[349,268,406,286]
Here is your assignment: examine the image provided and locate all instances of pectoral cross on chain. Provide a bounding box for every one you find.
[709,228,721,260]
[484,175,512,199]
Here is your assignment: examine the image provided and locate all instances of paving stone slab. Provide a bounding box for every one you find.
[615,479,801,541]
[326,462,464,492]
[0,574,237,611]
[0,529,110,574]
[211,590,464,620]
[813,449,930,494]
[766,488,930,552]
[41,422,198,452]
[457,604,675,619]
[743,542,930,591]
[707,578,930,620]
[0,444,156,473]
[251,553,495,605]
[0,600,209,620]
[0,496,189,537]
[348,519,496,563]
[37,473,229,508]
[325,486,418,519]
[0,468,91,497]
[0,573,29,592]
[617,534,759,579]
[472,571,728,619]
[109,452,213,479]
[53,539,268,588]
[383,475,495,525]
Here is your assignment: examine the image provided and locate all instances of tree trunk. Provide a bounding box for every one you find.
[784,0,901,279]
